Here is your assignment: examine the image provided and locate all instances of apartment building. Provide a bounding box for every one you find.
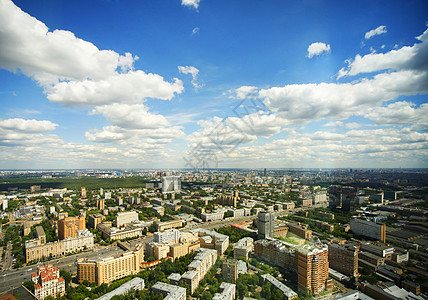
[25,229,94,263]
[77,244,144,285]
[223,259,238,283]
[258,211,275,239]
[58,215,86,240]
[217,191,239,207]
[286,222,313,239]
[233,237,254,260]
[182,248,218,293]
[31,265,65,300]
[152,282,186,300]
[88,214,104,229]
[212,282,236,300]
[328,242,359,278]
[254,239,329,295]
[191,228,229,255]
[154,229,180,244]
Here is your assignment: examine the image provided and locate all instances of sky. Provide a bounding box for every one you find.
[0,0,427,170]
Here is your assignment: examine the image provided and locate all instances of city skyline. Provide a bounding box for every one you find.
[0,0,427,169]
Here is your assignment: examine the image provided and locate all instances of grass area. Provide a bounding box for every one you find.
[280,232,306,245]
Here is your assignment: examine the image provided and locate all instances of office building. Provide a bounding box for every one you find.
[58,215,86,240]
[114,211,139,227]
[77,244,144,285]
[258,211,275,239]
[162,176,181,193]
[350,219,386,242]
[328,242,359,277]
[31,265,65,300]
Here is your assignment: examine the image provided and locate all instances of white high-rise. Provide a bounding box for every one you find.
[162,176,181,193]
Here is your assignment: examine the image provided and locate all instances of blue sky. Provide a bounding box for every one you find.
[0,0,427,169]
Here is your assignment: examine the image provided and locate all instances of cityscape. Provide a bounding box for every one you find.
[1,0,428,300]
[0,168,427,300]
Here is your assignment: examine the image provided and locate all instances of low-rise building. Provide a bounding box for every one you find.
[31,265,65,300]
[212,282,236,300]
[97,223,143,240]
[156,219,183,231]
[95,278,145,300]
[114,211,139,227]
[152,282,186,300]
[261,274,297,300]
[233,237,254,260]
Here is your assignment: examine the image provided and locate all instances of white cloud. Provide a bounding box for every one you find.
[47,72,183,106]
[361,101,428,130]
[0,0,183,106]
[338,28,428,78]
[307,42,331,59]
[259,70,428,125]
[181,0,200,10]
[365,25,387,39]
[229,86,259,99]
[178,65,203,89]
[90,103,170,129]
[0,118,57,132]
[192,27,200,35]
[324,121,344,127]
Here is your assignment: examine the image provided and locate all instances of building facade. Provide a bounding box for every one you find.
[114,211,139,227]
[77,244,144,285]
[328,242,359,278]
[258,211,275,239]
[350,219,386,242]
[31,265,66,300]
[58,215,86,240]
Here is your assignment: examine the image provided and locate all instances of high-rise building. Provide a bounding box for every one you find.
[328,242,359,278]
[258,211,275,239]
[222,259,238,283]
[254,239,329,295]
[97,199,105,210]
[81,187,86,198]
[154,229,180,244]
[58,216,86,240]
[162,176,181,193]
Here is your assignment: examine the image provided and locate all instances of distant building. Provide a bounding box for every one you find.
[97,199,105,210]
[81,187,86,198]
[162,176,181,193]
[217,191,239,207]
[258,211,275,239]
[350,219,386,242]
[156,219,183,231]
[31,265,65,300]
[234,237,254,260]
[88,214,104,229]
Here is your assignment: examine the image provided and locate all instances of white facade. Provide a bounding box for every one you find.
[115,211,139,227]
[162,176,181,193]
[154,229,180,244]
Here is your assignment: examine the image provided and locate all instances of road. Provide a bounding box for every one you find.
[2,242,13,271]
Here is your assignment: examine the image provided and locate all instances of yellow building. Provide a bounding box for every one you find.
[77,244,144,285]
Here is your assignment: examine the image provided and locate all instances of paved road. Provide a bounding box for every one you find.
[3,242,12,271]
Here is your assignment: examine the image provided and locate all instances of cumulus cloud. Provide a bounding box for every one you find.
[0,0,183,106]
[259,70,428,125]
[181,0,200,10]
[228,86,259,99]
[46,72,183,106]
[178,65,203,89]
[338,28,428,78]
[0,118,57,132]
[307,42,331,58]
[365,25,387,39]
[90,103,170,129]
[361,101,428,130]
